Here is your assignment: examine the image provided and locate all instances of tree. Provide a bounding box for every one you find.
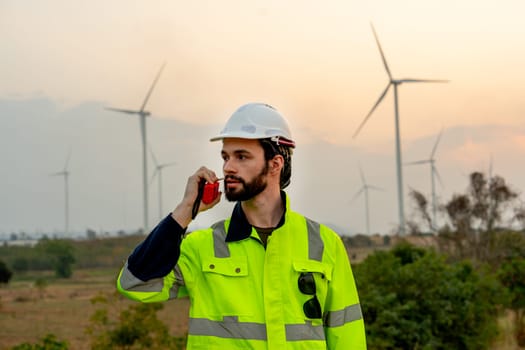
[409,188,432,231]
[37,239,76,278]
[497,256,525,346]
[354,242,504,349]
[469,173,518,232]
[488,230,525,266]
[11,257,29,272]
[410,171,520,262]
[0,259,13,284]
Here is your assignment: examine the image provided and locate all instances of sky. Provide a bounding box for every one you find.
[1,1,525,237]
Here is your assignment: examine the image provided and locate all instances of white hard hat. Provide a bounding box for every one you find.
[210,103,295,148]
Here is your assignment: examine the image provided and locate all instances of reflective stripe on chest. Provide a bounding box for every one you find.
[210,217,323,261]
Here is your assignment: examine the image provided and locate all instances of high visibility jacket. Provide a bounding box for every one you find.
[118,193,366,349]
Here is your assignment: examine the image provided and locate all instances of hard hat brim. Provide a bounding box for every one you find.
[210,134,295,148]
[209,133,262,142]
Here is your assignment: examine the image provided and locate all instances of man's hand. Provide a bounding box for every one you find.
[171,166,222,228]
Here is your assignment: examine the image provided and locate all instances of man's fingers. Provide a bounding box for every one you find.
[195,166,219,184]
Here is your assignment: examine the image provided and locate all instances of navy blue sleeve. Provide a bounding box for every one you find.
[127,214,187,281]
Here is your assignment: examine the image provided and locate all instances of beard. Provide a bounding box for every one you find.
[224,162,269,202]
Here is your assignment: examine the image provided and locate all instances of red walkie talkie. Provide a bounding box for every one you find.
[202,181,220,204]
[192,179,222,219]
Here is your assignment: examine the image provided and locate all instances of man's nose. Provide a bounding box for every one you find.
[223,159,236,174]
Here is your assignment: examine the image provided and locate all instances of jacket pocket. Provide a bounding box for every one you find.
[200,256,253,317]
[202,257,248,276]
[293,259,333,281]
[293,259,332,322]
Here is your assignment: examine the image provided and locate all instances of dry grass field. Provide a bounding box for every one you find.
[0,266,521,350]
[0,268,189,350]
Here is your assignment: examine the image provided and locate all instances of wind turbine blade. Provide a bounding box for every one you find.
[405,159,430,166]
[149,168,158,185]
[399,79,449,83]
[351,188,364,202]
[161,161,177,169]
[140,62,166,112]
[105,107,139,115]
[353,83,391,138]
[50,171,65,176]
[430,128,444,158]
[368,185,385,192]
[370,23,392,80]
[149,146,159,167]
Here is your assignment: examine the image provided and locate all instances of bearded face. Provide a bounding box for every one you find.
[224,161,269,202]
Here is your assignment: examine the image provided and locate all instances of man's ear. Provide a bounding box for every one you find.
[270,155,284,175]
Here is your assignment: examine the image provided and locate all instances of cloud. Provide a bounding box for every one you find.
[1,97,524,237]
[448,138,490,166]
[512,134,525,152]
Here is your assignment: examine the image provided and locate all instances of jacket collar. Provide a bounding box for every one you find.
[225,191,287,242]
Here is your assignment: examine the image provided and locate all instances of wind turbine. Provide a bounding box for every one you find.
[149,146,177,221]
[352,23,448,235]
[405,129,444,229]
[351,165,384,236]
[106,63,166,231]
[51,150,71,235]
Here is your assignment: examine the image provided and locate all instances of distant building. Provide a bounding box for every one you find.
[2,239,38,247]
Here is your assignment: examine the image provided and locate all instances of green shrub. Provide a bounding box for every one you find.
[34,278,49,299]
[497,257,525,346]
[86,292,186,349]
[11,334,68,350]
[0,259,13,284]
[355,243,504,349]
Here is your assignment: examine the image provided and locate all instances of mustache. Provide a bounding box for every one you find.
[225,175,244,183]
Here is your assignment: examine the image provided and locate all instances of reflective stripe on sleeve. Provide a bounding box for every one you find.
[323,303,363,327]
[189,317,326,341]
[305,217,323,261]
[169,265,184,298]
[119,262,164,293]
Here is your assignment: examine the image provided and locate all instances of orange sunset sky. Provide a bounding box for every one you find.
[2,0,524,234]
[3,1,524,142]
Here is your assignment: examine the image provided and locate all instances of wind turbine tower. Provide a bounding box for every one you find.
[149,147,177,221]
[51,151,71,235]
[351,165,384,236]
[353,23,448,235]
[405,129,444,228]
[106,63,166,231]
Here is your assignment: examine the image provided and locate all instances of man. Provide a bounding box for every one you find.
[117,103,367,349]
